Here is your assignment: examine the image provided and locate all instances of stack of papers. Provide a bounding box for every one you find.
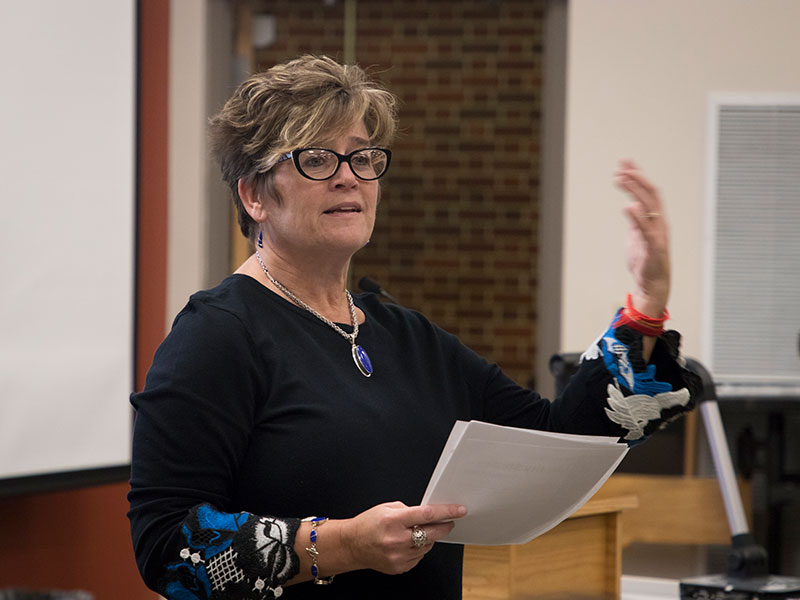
[421,420,628,545]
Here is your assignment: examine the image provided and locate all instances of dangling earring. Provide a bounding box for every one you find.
[257,231,263,248]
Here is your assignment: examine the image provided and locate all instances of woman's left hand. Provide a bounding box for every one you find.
[615,160,671,318]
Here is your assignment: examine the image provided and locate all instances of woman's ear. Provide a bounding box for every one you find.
[238,178,268,223]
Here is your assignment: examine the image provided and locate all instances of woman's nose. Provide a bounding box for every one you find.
[331,160,359,186]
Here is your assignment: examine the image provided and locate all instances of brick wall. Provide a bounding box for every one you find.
[254,0,544,386]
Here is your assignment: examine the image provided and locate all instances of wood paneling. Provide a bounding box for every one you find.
[463,496,637,599]
[593,474,751,547]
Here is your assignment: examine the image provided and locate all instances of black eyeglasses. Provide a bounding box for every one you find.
[276,147,392,181]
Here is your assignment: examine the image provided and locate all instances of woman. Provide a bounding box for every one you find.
[128,55,698,599]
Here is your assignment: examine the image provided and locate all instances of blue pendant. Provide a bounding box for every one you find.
[352,344,373,377]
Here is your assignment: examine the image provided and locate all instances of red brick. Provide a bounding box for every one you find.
[287,24,326,36]
[357,25,393,37]
[494,259,532,270]
[426,91,465,103]
[426,25,464,36]
[424,225,460,236]
[498,92,538,103]
[469,343,494,356]
[390,41,429,54]
[498,26,536,37]
[462,42,500,53]
[462,8,499,19]
[460,176,493,187]
[424,59,463,70]
[387,208,425,219]
[458,209,495,220]
[424,291,460,302]
[391,75,427,86]
[456,309,494,320]
[460,109,497,119]
[459,141,495,152]
[423,125,459,136]
[386,240,424,252]
[437,41,454,54]
[461,75,499,86]
[495,293,534,304]
[392,274,426,285]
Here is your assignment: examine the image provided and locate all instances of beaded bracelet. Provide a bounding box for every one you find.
[612,293,669,337]
[302,516,335,585]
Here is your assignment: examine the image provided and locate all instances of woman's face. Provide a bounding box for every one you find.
[262,121,380,259]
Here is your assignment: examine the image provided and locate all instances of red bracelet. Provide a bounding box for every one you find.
[612,294,669,336]
[625,293,669,323]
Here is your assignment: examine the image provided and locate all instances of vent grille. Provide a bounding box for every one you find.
[711,103,800,386]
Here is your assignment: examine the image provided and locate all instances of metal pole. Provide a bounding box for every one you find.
[699,399,750,536]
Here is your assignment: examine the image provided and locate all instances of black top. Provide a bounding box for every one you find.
[128,274,695,599]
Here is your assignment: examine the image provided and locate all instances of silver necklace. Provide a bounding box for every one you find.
[255,251,373,377]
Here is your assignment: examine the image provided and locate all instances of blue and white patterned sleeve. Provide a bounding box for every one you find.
[159,504,300,600]
[580,308,701,445]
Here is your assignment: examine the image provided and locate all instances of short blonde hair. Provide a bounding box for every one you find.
[209,55,398,240]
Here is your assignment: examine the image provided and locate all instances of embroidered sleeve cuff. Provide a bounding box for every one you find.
[581,308,701,444]
[159,503,301,599]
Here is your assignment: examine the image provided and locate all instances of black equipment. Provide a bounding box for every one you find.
[549,353,800,599]
[357,276,400,304]
[678,359,800,599]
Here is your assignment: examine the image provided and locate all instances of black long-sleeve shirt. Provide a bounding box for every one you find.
[128,274,697,599]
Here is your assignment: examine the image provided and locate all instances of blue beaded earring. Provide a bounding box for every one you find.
[257,231,263,248]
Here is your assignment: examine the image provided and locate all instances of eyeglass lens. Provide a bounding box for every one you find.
[297,148,389,180]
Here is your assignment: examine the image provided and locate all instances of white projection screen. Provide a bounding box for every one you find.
[0,1,136,490]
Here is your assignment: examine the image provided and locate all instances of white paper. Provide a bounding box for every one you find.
[421,420,628,545]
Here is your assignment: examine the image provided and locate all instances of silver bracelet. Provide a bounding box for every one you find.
[302,516,335,585]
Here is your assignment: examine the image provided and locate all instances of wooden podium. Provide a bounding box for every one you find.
[462,495,638,600]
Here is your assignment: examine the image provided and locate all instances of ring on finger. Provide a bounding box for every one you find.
[645,211,661,219]
[411,525,428,548]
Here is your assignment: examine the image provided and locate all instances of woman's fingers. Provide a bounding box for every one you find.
[401,503,467,528]
[398,504,464,553]
[348,502,466,573]
[615,166,663,218]
[345,502,466,575]
[617,162,658,196]
[615,161,668,239]
[416,519,456,541]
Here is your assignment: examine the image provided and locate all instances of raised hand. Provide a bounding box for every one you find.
[615,159,671,318]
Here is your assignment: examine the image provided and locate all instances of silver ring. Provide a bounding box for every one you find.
[411,525,428,548]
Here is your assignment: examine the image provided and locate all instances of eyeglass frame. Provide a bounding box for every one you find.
[275,147,392,181]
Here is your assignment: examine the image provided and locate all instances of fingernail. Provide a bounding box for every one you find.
[458,505,467,516]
